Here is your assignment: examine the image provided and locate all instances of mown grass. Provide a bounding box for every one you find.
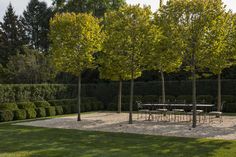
[1,120,236,157]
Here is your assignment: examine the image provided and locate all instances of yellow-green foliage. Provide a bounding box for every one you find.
[100,5,155,81]
[50,13,104,76]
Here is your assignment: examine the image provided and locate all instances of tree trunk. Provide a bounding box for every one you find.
[161,71,165,104]
[129,72,134,124]
[77,75,81,121]
[118,80,122,113]
[192,52,197,128]
[217,73,222,112]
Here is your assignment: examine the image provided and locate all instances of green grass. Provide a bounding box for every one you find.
[0,122,236,157]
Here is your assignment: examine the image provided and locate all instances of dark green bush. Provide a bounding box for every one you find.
[0,103,18,110]
[161,95,176,103]
[45,107,56,116]
[17,102,36,109]
[142,95,159,103]
[62,105,72,114]
[34,101,50,108]
[25,108,37,119]
[35,107,46,117]
[13,109,26,120]
[176,95,192,104]
[0,110,14,122]
[221,95,235,103]
[197,95,213,103]
[55,106,63,115]
[223,103,236,113]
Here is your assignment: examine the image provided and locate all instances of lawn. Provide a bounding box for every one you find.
[0,122,236,157]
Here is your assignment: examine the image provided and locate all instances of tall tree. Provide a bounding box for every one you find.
[144,6,183,104]
[52,0,125,17]
[50,13,104,121]
[160,0,226,127]
[103,5,158,124]
[199,11,236,111]
[98,40,141,113]
[22,0,52,52]
[0,4,26,65]
[2,47,55,83]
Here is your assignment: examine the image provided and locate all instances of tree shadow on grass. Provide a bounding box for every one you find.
[0,124,235,157]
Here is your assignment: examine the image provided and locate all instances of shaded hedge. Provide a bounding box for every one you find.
[36,107,46,117]
[17,102,36,109]
[13,109,26,120]
[55,106,63,115]
[34,101,50,108]
[45,107,56,116]
[25,108,37,119]
[0,110,14,122]
[0,103,18,110]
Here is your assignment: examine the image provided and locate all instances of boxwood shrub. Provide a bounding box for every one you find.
[17,102,36,109]
[25,108,37,119]
[45,106,56,116]
[62,105,72,114]
[0,103,18,110]
[197,95,213,103]
[55,106,63,115]
[142,95,159,103]
[0,110,14,122]
[13,109,26,120]
[35,107,46,117]
[34,101,50,108]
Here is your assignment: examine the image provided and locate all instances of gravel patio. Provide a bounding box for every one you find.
[15,112,236,140]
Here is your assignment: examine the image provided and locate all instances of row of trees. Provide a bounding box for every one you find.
[0,0,126,84]
[50,0,236,127]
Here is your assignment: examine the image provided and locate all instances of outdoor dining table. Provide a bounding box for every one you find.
[142,103,215,121]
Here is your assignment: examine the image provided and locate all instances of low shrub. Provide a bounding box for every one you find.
[160,95,176,103]
[25,108,37,119]
[35,107,46,117]
[221,95,236,103]
[45,107,56,116]
[0,110,14,122]
[13,109,26,120]
[0,103,18,110]
[223,103,236,113]
[197,95,213,104]
[17,102,36,109]
[176,95,192,104]
[34,101,50,108]
[62,105,72,114]
[55,106,63,115]
[48,99,77,106]
[142,95,159,103]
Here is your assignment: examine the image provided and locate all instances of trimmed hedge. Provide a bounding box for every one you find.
[0,84,77,103]
[0,110,14,122]
[223,103,236,113]
[34,101,50,108]
[197,95,213,103]
[13,109,26,120]
[62,105,72,114]
[0,103,18,110]
[25,108,37,119]
[36,107,46,117]
[17,102,36,109]
[45,107,56,116]
[55,106,63,115]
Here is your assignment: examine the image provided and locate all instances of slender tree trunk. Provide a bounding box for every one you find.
[160,71,165,104]
[217,73,221,112]
[129,72,134,124]
[118,80,122,113]
[77,74,81,121]
[192,52,197,128]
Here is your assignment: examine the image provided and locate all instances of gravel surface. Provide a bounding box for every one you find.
[15,112,236,140]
